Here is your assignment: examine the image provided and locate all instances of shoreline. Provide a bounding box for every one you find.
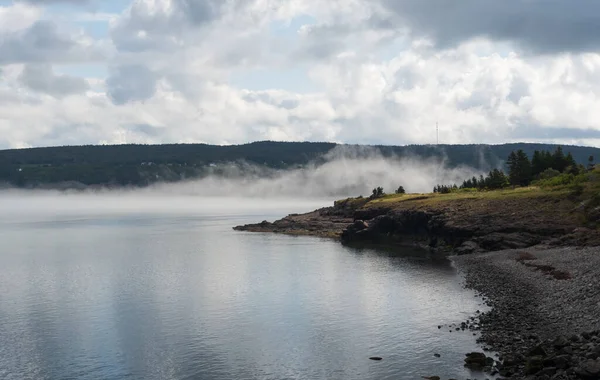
[234,197,600,379]
[452,247,600,379]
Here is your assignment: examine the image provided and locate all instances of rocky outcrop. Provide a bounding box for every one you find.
[339,206,566,254]
[233,198,367,239]
[236,193,599,253]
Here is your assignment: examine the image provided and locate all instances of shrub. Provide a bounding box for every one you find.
[538,168,561,180]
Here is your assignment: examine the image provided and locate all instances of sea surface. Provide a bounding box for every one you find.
[0,193,489,380]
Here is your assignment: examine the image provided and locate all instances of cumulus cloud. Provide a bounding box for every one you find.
[19,64,89,97]
[0,20,105,65]
[1,0,600,149]
[106,64,158,104]
[378,0,600,54]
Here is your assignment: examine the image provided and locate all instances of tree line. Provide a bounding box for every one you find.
[434,146,591,193]
[1,142,598,188]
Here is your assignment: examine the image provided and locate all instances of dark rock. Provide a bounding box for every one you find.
[538,367,557,376]
[558,346,574,355]
[575,359,600,379]
[352,220,368,231]
[553,336,570,349]
[368,357,382,361]
[465,352,488,368]
[433,353,441,358]
[455,240,480,255]
[529,344,548,357]
[525,356,545,375]
[544,354,572,370]
[587,352,600,360]
[503,354,519,367]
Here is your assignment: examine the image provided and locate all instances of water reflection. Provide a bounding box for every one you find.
[0,199,489,380]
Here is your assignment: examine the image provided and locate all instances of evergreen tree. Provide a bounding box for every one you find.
[563,152,579,174]
[531,150,545,177]
[507,150,532,187]
[395,186,406,194]
[371,187,385,198]
[552,146,567,172]
[589,155,595,170]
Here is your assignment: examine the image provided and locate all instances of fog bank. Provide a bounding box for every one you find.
[147,149,480,198]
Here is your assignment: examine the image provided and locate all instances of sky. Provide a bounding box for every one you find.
[2,0,600,149]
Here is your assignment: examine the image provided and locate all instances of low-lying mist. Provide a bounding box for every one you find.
[147,148,480,198]
[0,148,483,220]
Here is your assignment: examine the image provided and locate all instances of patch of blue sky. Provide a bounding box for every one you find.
[269,14,317,37]
[229,66,320,93]
[229,15,319,93]
[56,64,107,80]
[229,67,320,94]
[40,0,127,13]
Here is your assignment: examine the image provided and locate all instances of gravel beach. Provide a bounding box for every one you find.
[453,246,600,379]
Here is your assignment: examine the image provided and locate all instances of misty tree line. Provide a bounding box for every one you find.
[433,146,591,193]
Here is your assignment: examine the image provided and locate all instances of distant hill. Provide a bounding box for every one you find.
[0,141,599,188]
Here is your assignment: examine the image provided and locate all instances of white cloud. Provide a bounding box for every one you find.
[2,0,600,150]
[0,3,41,32]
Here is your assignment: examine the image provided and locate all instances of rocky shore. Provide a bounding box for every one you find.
[234,195,600,379]
[234,195,600,253]
[452,246,600,379]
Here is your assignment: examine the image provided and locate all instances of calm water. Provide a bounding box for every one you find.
[0,194,488,380]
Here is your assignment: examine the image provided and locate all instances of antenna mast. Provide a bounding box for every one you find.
[436,122,439,145]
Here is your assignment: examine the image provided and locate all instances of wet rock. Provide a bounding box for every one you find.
[464,352,488,368]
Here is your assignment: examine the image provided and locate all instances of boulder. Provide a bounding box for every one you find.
[352,220,368,231]
[464,352,488,368]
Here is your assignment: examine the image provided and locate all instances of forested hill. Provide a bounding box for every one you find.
[1,141,599,188]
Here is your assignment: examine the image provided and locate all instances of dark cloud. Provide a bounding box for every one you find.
[380,0,600,53]
[0,21,103,64]
[106,64,158,105]
[18,64,89,97]
[130,124,161,136]
[111,0,225,53]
